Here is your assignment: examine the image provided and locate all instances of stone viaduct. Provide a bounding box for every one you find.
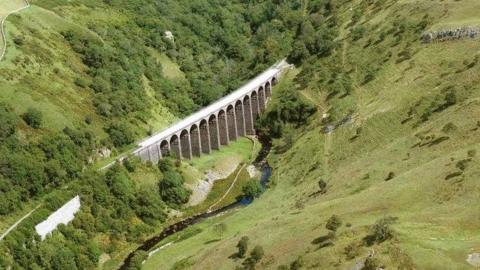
[133,60,288,163]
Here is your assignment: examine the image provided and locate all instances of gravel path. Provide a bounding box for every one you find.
[0,0,30,61]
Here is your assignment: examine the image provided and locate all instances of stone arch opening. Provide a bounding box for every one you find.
[218,110,229,145]
[235,100,245,137]
[243,95,254,135]
[258,86,266,112]
[190,124,201,157]
[208,115,220,149]
[180,129,191,159]
[226,105,237,141]
[251,91,260,120]
[160,140,170,157]
[271,77,278,86]
[199,119,210,154]
[170,135,181,159]
[265,81,271,98]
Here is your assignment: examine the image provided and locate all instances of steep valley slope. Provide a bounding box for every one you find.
[142,0,480,269]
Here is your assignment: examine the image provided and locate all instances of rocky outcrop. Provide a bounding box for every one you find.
[421,26,480,43]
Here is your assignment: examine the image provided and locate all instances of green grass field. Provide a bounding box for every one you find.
[142,0,480,269]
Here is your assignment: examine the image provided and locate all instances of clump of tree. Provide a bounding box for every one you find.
[241,245,265,270]
[22,107,43,129]
[241,180,263,200]
[256,80,316,140]
[236,236,250,258]
[157,158,191,207]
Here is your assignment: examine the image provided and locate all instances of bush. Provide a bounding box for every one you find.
[13,36,24,46]
[362,257,380,270]
[23,108,43,129]
[385,171,395,181]
[364,216,397,245]
[158,169,191,207]
[125,250,148,270]
[106,121,135,147]
[442,122,457,133]
[351,26,366,41]
[326,214,342,232]
[318,179,327,193]
[236,236,249,258]
[290,256,304,270]
[241,245,264,269]
[344,242,360,260]
[250,245,264,262]
[74,77,88,88]
[363,67,376,84]
[241,180,263,200]
[0,104,18,139]
[84,115,93,125]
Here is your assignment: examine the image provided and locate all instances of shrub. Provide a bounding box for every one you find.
[123,157,140,172]
[351,26,367,41]
[0,104,18,139]
[364,216,397,245]
[467,149,477,158]
[23,108,43,128]
[236,236,249,258]
[74,77,88,88]
[241,180,263,199]
[13,36,24,46]
[250,245,264,262]
[385,171,395,181]
[344,242,360,260]
[290,256,304,270]
[125,250,148,270]
[442,122,457,133]
[326,215,342,232]
[84,115,93,125]
[318,179,327,193]
[363,67,376,84]
[105,121,135,147]
[363,257,380,270]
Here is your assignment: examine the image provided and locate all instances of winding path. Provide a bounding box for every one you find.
[0,205,40,241]
[0,0,30,62]
[207,164,247,212]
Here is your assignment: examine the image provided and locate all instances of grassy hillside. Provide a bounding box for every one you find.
[142,0,480,269]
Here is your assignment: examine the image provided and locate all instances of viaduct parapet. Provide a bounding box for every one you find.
[133,60,289,162]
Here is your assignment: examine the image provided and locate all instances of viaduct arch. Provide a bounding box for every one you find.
[134,60,286,162]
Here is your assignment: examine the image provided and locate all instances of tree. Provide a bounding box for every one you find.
[51,248,78,270]
[250,245,264,262]
[158,170,191,206]
[241,180,263,199]
[326,215,342,232]
[106,121,135,147]
[126,251,148,270]
[134,187,167,224]
[236,236,249,258]
[0,104,18,140]
[23,108,42,129]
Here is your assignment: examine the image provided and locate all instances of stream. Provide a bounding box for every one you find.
[118,136,272,270]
